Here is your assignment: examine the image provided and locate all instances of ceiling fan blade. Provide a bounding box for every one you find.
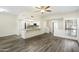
[45,6,50,9]
[41,6,45,9]
[35,7,40,9]
[34,10,40,12]
[46,10,52,12]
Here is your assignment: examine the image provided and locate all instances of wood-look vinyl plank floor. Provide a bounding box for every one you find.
[0,33,79,52]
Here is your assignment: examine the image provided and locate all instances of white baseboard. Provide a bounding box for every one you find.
[0,33,17,37]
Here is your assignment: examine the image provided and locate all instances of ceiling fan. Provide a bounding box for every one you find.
[35,6,52,14]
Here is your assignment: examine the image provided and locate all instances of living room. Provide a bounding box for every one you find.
[0,6,79,52]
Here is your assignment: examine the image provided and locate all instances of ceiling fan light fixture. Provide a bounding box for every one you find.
[35,6,52,14]
[40,9,45,13]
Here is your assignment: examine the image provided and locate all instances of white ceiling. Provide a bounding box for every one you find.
[0,6,79,15]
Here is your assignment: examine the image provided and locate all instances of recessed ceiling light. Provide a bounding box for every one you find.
[0,8,8,12]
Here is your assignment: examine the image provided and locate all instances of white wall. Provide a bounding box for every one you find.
[0,13,17,37]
